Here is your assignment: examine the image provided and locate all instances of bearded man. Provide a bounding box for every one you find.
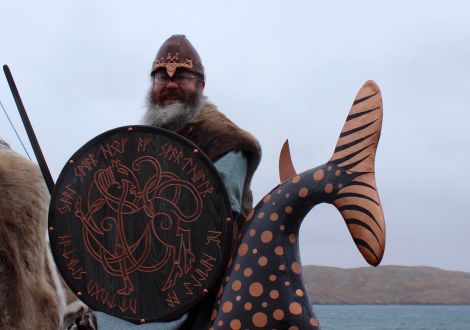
[95,35,261,329]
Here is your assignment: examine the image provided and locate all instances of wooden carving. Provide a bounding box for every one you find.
[208,80,386,329]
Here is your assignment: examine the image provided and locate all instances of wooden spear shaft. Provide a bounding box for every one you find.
[3,65,55,194]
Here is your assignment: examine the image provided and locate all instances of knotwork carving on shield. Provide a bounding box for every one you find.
[49,126,232,323]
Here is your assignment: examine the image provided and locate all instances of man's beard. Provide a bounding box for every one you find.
[142,88,205,132]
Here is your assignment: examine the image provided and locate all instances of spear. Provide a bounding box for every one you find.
[3,65,55,194]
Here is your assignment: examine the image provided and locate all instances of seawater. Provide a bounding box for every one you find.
[313,305,470,330]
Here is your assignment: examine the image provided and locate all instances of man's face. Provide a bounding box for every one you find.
[151,69,205,107]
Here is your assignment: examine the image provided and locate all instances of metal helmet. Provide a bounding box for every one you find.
[151,34,204,79]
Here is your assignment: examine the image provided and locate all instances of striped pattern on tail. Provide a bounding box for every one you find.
[330,80,385,266]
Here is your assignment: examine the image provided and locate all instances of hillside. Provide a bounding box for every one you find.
[302,265,470,304]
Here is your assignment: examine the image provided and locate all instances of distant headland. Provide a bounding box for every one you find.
[303,265,470,304]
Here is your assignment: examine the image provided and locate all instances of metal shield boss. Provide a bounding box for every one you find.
[49,126,232,324]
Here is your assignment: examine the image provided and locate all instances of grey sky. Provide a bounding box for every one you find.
[1,0,469,272]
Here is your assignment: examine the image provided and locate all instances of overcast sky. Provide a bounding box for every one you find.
[1,0,469,273]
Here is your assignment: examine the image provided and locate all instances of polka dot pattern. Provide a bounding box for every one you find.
[209,162,352,329]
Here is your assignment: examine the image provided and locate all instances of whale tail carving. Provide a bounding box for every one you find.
[330,80,385,266]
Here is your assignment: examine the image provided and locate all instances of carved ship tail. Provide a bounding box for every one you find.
[209,80,385,330]
[280,80,385,265]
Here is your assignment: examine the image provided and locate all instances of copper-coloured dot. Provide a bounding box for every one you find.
[258,256,268,266]
[203,288,209,294]
[273,309,284,320]
[128,127,134,132]
[222,301,233,313]
[226,217,232,223]
[324,183,334,194]
[48,227,54,232]
[249,282,264,297]
[193,148,199,154]
[232,280,242,291]
[238,243,248,256]
[289,233,297,244]
[291,262,301,274]
[230,319,241,330]
[261,230,273,243]
[252,312,268,327]
[313,169,325,181]
[69,159,74,164]
[299,187,308,197]
[310,318,319,326]
[77,291,82,296]
[139,319,145,324]
[274,246,284,256]
[244,268,253,277]
[289,302,303,315]
[269,289,280,299]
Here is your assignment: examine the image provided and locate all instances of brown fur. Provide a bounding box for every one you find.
[0,146,63,329]
[184,102,262,216]
[0,145,96,329]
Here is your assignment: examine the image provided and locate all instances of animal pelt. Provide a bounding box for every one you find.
[0,143,95,329]
[183,102,262,217]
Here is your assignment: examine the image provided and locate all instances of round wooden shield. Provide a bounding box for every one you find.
[49,126,233,324]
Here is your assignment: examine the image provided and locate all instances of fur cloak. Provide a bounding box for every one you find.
[0,142,66,329]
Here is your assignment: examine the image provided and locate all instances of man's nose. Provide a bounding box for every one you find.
[165,80,179,88]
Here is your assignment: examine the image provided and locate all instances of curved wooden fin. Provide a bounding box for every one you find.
[330,80,385,266]
[279,139,297,182]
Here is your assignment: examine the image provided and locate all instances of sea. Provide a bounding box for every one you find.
[313,305,470,330]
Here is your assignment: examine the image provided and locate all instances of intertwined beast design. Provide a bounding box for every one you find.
[74,156,203,295]
[209,80,385,329]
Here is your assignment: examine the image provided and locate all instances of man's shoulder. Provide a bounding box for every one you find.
[193,102,232,126]
[187,101,261,162]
